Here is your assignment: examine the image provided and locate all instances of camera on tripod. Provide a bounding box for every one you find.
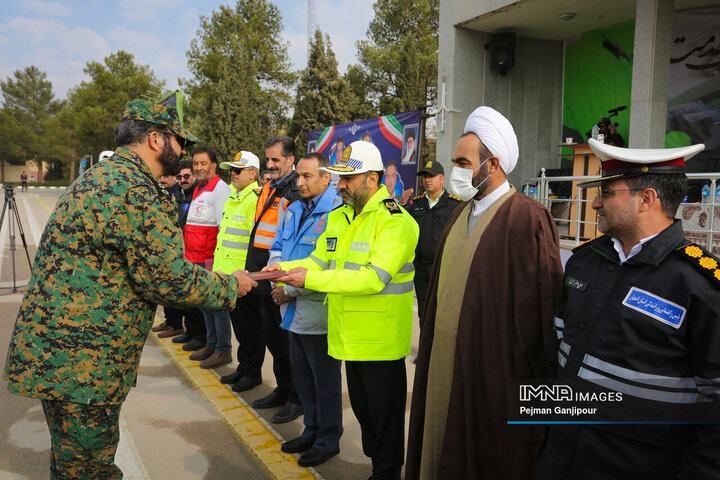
[1,181,31,292]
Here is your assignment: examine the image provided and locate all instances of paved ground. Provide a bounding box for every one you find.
[0,187,421,480]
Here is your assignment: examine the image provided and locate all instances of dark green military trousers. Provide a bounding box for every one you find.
[41,399,122,479]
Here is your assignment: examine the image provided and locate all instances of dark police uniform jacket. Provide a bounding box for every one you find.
[407,190,462,264]
[537,220,720,479]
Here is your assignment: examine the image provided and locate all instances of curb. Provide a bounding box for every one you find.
[0,185,68,190]
[150,319,319,480]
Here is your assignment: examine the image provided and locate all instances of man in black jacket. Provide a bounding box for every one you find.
[537,139,720,479]
[175,159,197,228]
[407,161,461,327]
[243,136,303,424]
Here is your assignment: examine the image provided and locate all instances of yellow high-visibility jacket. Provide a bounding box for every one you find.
[279,185,419,361]
[212,181,259,274]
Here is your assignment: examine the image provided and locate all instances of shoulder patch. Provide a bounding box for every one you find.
[676,242,720,286]
[382,198,402,214]
[572,234,605,252]
[253,188,261,196]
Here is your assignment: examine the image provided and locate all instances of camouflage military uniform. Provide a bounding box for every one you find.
[4,101,238,479]
[42,400,122,479]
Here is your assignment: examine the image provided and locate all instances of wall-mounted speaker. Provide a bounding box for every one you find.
[489,33,516,75]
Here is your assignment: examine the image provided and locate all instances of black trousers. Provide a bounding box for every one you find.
[163,306,184,330]
[413,261,432,328]
[163,306,205,340]
[289,332,343,452]
[345,359,407,469]
[184,308,207,342]
[245,293,298,403]
[229,293,265,379]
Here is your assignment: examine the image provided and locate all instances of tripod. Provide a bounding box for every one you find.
[1,184,32,292]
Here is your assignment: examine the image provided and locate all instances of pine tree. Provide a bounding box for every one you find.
[67,51,164,156]
[344,64,378,121]
[290,30,355,155]
[183,0,294,161]
[0,66,64,181]
[355,0,438,115]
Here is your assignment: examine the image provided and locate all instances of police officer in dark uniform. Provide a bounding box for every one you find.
[537,139,720,479]
[407,160,462,327]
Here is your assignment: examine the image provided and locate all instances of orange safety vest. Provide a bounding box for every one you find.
[253,183,290,249]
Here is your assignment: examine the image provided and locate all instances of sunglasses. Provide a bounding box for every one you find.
[231,167,246,174]
[176,173,192,181]
[157,130,191,151]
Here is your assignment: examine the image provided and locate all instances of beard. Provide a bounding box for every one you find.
[472,162,491,199]
[340,177,371,208]
[157,140,180,177]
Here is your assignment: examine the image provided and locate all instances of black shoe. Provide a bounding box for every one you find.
[182,339,206,351]
[281,435,315,454]
[231,376,262,392]
[298,447,339,467]
[172,332,193,344]
[252,391,287,409]
[271,402,304,424]
[221,370,243,384]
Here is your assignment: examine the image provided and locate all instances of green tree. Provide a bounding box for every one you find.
[355,0,438,115]
[0,66,64,181]
[183,0,295,161]
[344,64,378,121]
[67,50,164,158]
[290,30,356,155]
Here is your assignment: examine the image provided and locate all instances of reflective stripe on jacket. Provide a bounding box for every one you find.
[269,186,342,334]
[183,175,231,263]
[253,182,289,249]
[212,181,259,275]
[279,185,419,360]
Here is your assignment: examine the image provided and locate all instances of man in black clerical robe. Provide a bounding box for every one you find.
[406,106,564,480]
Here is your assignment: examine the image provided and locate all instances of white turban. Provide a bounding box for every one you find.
[463,106,519,174]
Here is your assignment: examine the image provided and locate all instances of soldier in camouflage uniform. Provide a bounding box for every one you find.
[3,100,257,479]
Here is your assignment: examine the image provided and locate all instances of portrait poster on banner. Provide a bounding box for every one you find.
[308,110,422,191]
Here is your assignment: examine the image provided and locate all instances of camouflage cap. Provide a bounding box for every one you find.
[121,100,199,144]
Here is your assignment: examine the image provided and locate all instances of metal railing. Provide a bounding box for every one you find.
[523,170,720,253]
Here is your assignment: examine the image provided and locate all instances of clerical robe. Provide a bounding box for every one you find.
[406,190,564,480]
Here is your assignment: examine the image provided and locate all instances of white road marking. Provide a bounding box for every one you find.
[0,201,10,278]
[20,195,41,246]
[116,413,150,480]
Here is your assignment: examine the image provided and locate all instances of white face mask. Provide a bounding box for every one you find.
[449,157,491,201]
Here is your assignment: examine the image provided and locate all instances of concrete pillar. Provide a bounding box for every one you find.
[629,0,674,148]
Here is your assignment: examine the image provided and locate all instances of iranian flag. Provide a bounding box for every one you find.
[378,115,403,148]
[315,126,335,153]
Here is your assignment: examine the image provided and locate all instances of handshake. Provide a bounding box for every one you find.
[230,271,257,297]
[230,265,308,298]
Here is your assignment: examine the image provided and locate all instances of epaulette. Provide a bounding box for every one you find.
[382,198,402,214]
[675,242,720,286]
[413,194,423,201]
[253,188,261,196]
[448,194,463,202]
[572,234,605,252]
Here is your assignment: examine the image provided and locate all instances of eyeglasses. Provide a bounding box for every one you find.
[595,188,644,200]
[157,130,191,151]
[231,167,245,175]
[176,173,192,180]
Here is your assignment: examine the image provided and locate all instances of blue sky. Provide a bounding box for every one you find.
[0,0,373,101]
